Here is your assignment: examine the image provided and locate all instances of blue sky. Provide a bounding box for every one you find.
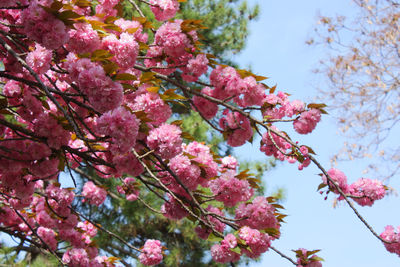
[233,1,400,266]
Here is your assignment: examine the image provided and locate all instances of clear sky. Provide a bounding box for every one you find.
[233,1,400,266]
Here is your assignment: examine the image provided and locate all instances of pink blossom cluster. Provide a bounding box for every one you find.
[130,92,172,126]
[33,112,71,149]
[295,248,323,267]
[293,109,322,135]
[260,126,292,161]
[192,87,219,120]
[235,196,279,231]
[139,239,164,266]
[181,54,209,82]
[112,153,144,177]
[183,141,218,181]
[102,33,139,70]
[82,181,108,206]
[150,0,179,21]
[117,177,140,201]
[62,247,112,267]
[380,225,400,256]
[96,107,140,155]
[220,155,238,171]
[322,168,348,194]
[238,226,271,258]
[145,19,205,79]
[348,178,386,206]
[211,234,240,263]
[77,221,98,244]
[219,110,253,147]
[37,226,58,251]
[195,205,226,239]
[147,123,183,159]
[322,168,386,206]
[114,18,148,43]
[68,23,101,54]
[297,146,312,170]
[95,0,119,17]
[161,193,189,220]
[21,1,69,49]
[263,92,304,119]
[26,44,52,75]
[209,170,254,207]
[67,57,123,112]
[168,154,201,190]
[154,20,197,59]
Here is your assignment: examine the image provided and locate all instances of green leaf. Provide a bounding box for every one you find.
[230,246,241,254]
[207,233,223,243]
[310,256,324,262]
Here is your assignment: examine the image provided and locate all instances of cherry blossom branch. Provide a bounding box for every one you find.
[133,64,391,245]
[73,209,142,254]
[9,206,64,264]
[270,246,297,265]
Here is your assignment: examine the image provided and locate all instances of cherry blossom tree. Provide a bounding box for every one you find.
[0,0,398,266]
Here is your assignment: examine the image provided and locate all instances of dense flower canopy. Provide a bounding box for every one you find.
[0,0,395,266]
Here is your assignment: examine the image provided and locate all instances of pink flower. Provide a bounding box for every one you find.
[322,168,348,194]
[33,113,71,149]
[238,226,271,258]
[37,227,58,251]
[380,225,400,256]
[161,193,188,220]
[21,1,69,49]
[284,99,305,117]
[169,154,201,190]
[77,221,98,244]
[117,177,140,201]
[219,110,253,147]
[235,76,266,107]
[211,234,241,263]
[62,248,89,267]
[220,155,238,170]
[26,44,52,74]
[68,23,101,54]
[112,152,144,177]
[260,126,292,161]
[295,248,323,267]
[348,178,386,206]
[210,66,242,99]
[184,141,218,182]
[150,0,179,21]
[96,107,140,155]
[131,92,172,126]
[235,196,279,231]
[102,33,139,70]
[82,181,107,206]
[192,87,219,120]
[139,239,163,266]
[195,205,225,239]
[209,170,253,207]
[147,123,182,159]
[181,54,209,82]
[155,20,194,58]
[293,109,321,134]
